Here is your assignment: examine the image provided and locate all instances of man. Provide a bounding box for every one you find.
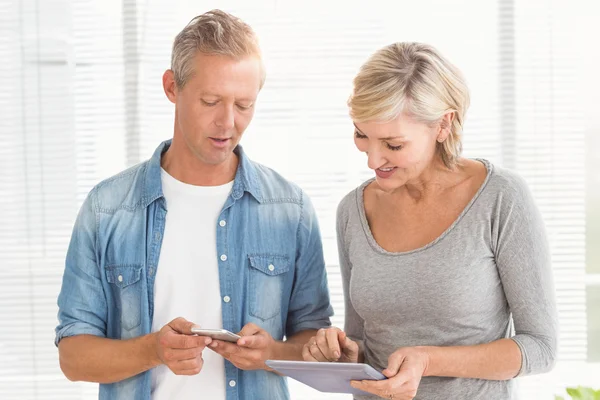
[55,9,332,400]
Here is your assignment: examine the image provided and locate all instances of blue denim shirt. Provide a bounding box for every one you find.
[56,140,333,400]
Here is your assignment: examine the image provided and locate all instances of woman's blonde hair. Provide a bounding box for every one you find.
[171,9,265,89]
[348,42,470,169]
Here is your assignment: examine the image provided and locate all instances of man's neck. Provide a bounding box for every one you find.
[161,139,238,186]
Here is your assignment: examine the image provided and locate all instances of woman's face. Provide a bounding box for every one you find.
[353,112,446,192]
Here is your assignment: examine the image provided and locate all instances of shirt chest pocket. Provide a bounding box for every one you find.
[106,264,143,331]
[248,255,290,321]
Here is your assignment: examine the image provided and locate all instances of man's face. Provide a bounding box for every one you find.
[166,52,262,166]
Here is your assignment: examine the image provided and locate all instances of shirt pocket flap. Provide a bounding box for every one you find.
[248,255,290,276]
[105,265,142,288]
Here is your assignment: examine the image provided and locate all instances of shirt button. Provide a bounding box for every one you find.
[219,220,226,227]
[118,275,123,282]
[155,232,161,241]
[268,264,275,271]
[229,380,236,387]
[220,254,227,261]
[148,268,154,276]
[223,296,231,303]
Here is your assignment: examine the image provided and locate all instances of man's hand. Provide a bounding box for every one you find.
[154,317,212,375]
[208,323,275,370]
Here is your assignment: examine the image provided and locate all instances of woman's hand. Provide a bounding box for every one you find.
[302,327,360,363]
[351,347,430,399]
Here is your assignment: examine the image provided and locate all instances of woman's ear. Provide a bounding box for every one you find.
[436,111,455,142]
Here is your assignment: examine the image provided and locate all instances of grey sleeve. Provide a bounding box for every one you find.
[337,194,365,350]
[492,173,559,376]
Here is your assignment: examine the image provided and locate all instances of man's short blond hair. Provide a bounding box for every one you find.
[349,42,470,169]
[171,9,265,89]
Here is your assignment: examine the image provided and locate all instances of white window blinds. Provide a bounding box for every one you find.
[1,1,598,399]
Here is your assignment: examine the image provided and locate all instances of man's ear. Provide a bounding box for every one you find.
[163,69,178,104]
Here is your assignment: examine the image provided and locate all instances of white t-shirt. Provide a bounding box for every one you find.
[151,168,233,400]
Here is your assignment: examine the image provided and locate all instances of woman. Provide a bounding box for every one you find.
[302,42,558,400]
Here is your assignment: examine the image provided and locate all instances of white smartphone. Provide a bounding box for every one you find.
[191,327,241,343]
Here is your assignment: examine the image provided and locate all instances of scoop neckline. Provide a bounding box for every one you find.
[355,159,493,256]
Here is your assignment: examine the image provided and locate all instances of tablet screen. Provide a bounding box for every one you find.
[265,360,386,395]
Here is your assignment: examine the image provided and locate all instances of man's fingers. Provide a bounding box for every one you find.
[238,323,261,337]
[209,340,242,357]
[172,358,203,371]
[208,342,227,357]
[167,317,195,334]
[163,331,211,349]
[162,347,203,362]
[238,333,266,348]
[173,358,204,376]
[176,367,203,376]
[169,355,204,375]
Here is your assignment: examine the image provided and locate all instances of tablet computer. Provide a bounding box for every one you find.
[265,360,386,395]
